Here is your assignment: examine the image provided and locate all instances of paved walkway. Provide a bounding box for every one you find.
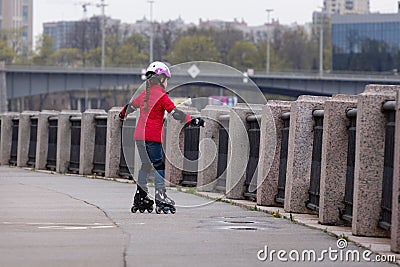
[0,166,397,267]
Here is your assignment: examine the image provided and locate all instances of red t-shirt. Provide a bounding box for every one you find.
[129,85,190,143]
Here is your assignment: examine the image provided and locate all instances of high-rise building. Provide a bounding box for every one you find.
[43,21,77,51]
[331,13,400,71]
[43,16,121,52]
[0,0,33,54]
[323,0,369,15]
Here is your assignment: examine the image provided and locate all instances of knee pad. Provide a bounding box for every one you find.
[153,159,165,170]
[140,163,152,173]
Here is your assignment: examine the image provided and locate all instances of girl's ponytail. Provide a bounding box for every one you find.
[143,79,150,111]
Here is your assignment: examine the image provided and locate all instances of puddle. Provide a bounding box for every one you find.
[198,216,281,231]
[223,220,255,224]
[229,226,258,231]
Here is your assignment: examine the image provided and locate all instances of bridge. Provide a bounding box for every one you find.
[3,64,400,102]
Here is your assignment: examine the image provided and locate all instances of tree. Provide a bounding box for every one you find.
[227,40,258,70]
[183,26,244,62]
[111,43,148,67]
[256,41,284,71]
[153,23,176,61]
[85,47,102,67]
[167,35,220,64]
[0,41,15,64]
[125,33,148,54]
[52,48,81,66]
[272,26,315,70]
[33,34,55,65]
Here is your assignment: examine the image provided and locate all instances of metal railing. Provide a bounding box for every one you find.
[68,116,81,173]
[9,117,19,165]
[92,115,107,176]
[379,100,396,231]
[216,114,230,192]
[275,112,290,204]
[27,116,38,167]
[341,108,357,223]
[181,122,200,186]
[305,110,324,211]
[46,116,58,171]
[244,114,261,200]
[119,117,136,179]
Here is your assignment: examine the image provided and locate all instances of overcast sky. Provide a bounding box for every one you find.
[34,0,398,40]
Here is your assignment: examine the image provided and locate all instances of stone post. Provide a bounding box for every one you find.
[17,111,39,167]
[35,111,59,170]
[165,107,199,186]
[105,107,123,178]
[284,95,330,213]
[79,109,107,175]
[226,103,263,199]
[257,100,292,206]
[318,95,358,225]
[56,110,81,174]
[196,105,230,192]
[352,85,396,237]
[391,90,400,252]
[0,112,19,165]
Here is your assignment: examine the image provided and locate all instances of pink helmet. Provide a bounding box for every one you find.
[145,61,171,79]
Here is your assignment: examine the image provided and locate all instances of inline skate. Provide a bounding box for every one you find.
[155,188,176,214]
[131,186,154,213]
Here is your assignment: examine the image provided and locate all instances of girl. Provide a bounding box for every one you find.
[119,61,204,214]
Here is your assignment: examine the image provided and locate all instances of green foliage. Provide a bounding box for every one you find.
[227,40,259,69]
[273,26,315,70]
[25,22,337,71]
[110,42,148,67]
[167,35,221,64]
[85,47,102,67]
[0,41,15,63]
[52,48,81,66]
[33,34,55,65]
[185,188,196,194]
[250,205,259,211]
[339,234,349,242]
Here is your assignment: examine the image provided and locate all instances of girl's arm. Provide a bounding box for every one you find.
[162,95,205,127]
[118,102,136,120]
[119,95,141,120]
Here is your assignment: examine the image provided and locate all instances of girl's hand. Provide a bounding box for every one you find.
[190,118,205,127]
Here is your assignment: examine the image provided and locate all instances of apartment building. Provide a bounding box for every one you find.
[0,0,33,54]
[323,0,369,15]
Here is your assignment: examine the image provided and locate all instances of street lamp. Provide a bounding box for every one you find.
[97,0,107,69]
[148,0,154,63]
[266,9,273,74]
[319,8,325,77]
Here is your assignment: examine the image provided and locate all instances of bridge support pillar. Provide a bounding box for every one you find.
[0,112,19,165]
[79,109,107,176]
[196,105,230,193]
[105,107,123,178]
[17,111,39,167]
[284,95,330,214]
[56,110,81,174]
[226,103,263,199]
[257,100,291,206]
[318,95,357,225]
